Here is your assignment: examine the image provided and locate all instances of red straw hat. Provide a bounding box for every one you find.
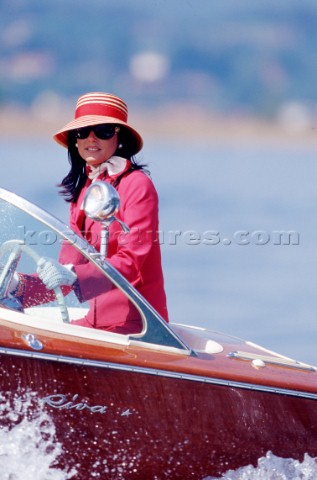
[53,92,143,154]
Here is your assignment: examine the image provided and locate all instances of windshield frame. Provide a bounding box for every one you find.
[0,187,192,353]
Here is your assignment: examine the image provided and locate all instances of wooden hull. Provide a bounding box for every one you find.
[1,341,317,479]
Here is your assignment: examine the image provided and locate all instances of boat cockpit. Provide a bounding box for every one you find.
[0,187,223,357]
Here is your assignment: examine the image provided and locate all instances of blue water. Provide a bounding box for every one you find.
[1,136,317,477]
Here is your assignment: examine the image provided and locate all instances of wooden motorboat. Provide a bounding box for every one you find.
[0,186,317,480]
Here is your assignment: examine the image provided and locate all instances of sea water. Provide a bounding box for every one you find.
[0,392,76,479]
[206,452,317,479]
[1,136,317,478]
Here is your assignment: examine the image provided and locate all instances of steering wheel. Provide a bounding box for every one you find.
[0,240,70,323]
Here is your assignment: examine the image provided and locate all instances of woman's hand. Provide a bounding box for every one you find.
[37,257,77,290]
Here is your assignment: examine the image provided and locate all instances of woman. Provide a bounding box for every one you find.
[20,92,169,334]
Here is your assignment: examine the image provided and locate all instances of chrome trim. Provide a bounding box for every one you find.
[228,351,317,372]
[1,347,317,401]
[22,334,43,351]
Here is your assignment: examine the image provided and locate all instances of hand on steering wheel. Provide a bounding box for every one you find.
[0,241,73,323]
[37,257,77,290]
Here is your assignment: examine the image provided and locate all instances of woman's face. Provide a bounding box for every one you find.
[76,127,119,167]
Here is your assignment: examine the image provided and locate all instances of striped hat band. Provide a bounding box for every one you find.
[75,93,128,121]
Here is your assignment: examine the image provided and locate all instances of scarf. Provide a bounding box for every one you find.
[87,156,128,181]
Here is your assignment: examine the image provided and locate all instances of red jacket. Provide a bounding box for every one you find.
[59,167,169,332]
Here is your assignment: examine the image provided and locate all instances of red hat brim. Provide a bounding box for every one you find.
[53,114,143,155]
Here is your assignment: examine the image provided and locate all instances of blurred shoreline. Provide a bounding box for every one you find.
[1,105,317,148]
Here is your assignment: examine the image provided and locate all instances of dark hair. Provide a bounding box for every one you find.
[58,126,149,203]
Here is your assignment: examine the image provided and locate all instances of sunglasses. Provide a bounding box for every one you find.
[74,124,119,140]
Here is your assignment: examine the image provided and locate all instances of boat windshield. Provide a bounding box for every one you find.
[0,189,188,351]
